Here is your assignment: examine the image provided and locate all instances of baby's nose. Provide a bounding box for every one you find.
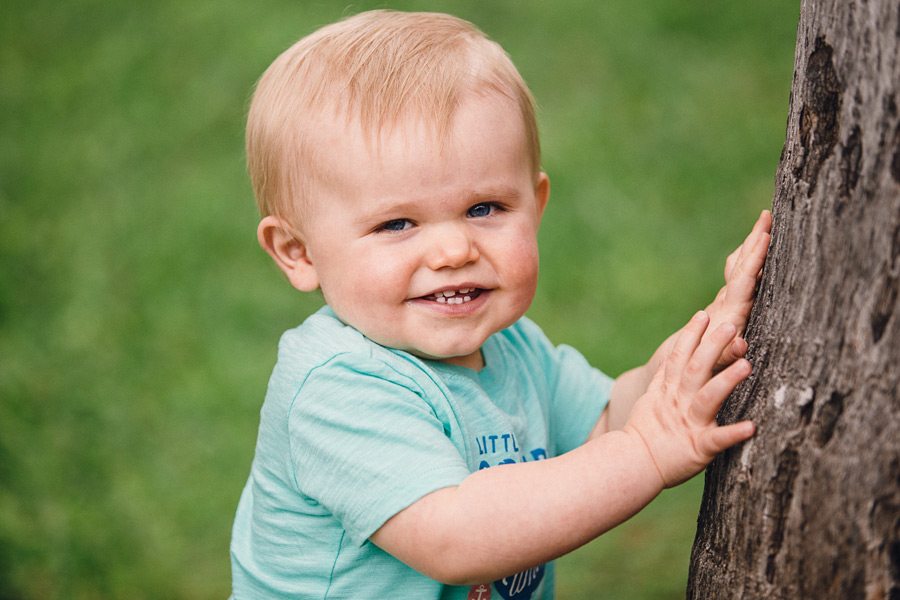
[425,224,480,270]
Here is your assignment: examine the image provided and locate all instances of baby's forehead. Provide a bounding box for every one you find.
[322,87,528,156]
[311,94,530,197]
[310,98,527,192]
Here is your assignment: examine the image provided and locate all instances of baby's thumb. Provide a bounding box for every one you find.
[647,356,667,394]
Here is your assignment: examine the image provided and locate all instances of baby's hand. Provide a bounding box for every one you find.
[624,310,755,488]
[706,210,772,369]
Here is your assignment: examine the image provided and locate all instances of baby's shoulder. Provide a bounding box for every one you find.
[278,308,370,362]
[274,307,437,393]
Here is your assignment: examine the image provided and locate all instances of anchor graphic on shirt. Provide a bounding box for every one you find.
[468,583,492,600]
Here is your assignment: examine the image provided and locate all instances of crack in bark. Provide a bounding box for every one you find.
[813,390,846,446]
[764,446,800,583]
[798,387,815,427]
[839,125,863,205]
[890,120,900,185]
[871,272,900,343]
[794,37,843,195]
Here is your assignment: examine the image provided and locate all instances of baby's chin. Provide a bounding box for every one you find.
[397,345,483,367]
[369,336,485,369]
[434,349,485,370]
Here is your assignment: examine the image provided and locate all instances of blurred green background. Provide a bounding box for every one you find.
[0,1,799,598]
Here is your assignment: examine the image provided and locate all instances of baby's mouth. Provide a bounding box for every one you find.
[421,287,482,305]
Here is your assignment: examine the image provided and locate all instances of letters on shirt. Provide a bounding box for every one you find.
[474,432,547,469]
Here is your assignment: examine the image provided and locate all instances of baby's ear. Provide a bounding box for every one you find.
[535,172,550,223]
[257,216,320,292]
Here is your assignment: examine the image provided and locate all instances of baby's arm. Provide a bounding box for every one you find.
[597,209,771,434]
[370,312,753,585]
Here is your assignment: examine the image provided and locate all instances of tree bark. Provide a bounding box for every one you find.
[688,1,900,598]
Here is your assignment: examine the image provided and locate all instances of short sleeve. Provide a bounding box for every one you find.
[549,343,614,454]
[503,317,614,455]
[287,354,471,546]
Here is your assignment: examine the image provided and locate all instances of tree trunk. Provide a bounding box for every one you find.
[688,1,900,598]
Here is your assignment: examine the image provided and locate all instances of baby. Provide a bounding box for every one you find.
[230,9,771,599]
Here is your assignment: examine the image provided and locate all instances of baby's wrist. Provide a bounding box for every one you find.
[620,425,667,491]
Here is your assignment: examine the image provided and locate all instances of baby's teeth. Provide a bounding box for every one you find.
[434,294,474,305]
[433,288,478,302]
[438,288,475,297]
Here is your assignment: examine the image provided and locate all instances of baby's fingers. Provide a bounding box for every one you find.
[725,212,771,292]
[690,358,752,424]
[717,337,748,369]
[723,247,741,282]
[698,420,755,457]
[744,210,772,255]
[647,354,667,395]
[726,240,768,306]
[680,322,738,394]
[665,311,710,381]
[724,210,769,280]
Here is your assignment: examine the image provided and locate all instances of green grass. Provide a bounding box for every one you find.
[1,1,799,597]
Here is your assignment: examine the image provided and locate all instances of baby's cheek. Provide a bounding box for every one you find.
[505,239,541,310]
[348,252,406,295]
[511,238,540,279]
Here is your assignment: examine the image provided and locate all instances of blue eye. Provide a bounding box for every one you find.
[467,203,497,218]
[378,218,412,232]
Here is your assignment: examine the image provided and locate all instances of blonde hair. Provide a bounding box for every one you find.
[246,9,540,226]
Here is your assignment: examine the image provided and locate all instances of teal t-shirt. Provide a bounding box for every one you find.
[231,307,613,599]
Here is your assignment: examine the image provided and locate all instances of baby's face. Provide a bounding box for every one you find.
[299,92,548,370]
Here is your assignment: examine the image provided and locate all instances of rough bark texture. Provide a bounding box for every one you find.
[688,1,900,598]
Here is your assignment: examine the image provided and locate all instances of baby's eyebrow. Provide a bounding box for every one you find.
[356,198,421,222]
[469,185,522,202]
